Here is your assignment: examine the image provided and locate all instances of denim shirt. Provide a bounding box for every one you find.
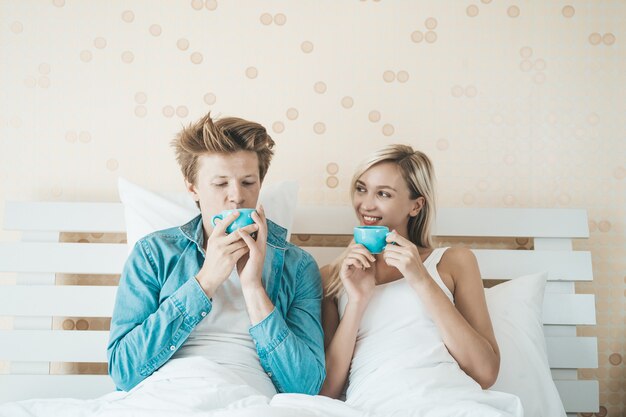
[107,215,326,394]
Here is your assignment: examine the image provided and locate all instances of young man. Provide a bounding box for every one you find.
[107,112,325,396]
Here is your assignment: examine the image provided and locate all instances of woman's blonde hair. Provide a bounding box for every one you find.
[171,111,275,186]
[324,144,437,299]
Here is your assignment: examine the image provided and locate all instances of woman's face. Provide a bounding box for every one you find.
[186,150,261,230]
[352,162,421,235]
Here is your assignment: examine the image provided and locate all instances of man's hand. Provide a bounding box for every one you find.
[237,204,268,290]
[196,211,258,298]
[236,205,275,325]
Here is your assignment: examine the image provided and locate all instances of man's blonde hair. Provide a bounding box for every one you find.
[171,112,275,185]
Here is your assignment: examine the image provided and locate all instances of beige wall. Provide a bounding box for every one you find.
[1,1,624,415]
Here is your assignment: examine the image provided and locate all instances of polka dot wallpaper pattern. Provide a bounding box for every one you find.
[0,1,624,414]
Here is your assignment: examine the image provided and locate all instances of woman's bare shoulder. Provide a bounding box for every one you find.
[439,246,478,273]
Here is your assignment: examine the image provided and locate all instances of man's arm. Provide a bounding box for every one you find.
[248,252,326,395]
[107,240,212,391]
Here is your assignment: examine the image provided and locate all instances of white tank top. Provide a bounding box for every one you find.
[338,247,456,399]
[172,268,276,397]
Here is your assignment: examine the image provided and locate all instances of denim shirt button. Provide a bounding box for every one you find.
[169,345,176,351]
[201,311,207,317]
[267,372,272,378]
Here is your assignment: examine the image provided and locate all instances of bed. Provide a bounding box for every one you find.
[0,195,599,416]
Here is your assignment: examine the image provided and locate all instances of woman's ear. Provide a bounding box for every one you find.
[409,196,425,217]
[185,179,199,202]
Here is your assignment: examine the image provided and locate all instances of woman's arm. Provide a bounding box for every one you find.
[319,295,368,398]
[434,247,500,388]
[319,246,376,399]
[383,235,499,389]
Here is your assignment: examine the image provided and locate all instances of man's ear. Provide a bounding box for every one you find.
[409,196,425,217]
[185,179,199,202]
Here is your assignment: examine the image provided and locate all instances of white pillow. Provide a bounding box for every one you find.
[118,177,299,252]
[486,272,566,417]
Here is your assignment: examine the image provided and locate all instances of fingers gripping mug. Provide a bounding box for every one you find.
[353,226,390,254]
[211,208,256,234]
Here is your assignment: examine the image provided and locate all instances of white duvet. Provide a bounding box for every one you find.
[0,357,522,417]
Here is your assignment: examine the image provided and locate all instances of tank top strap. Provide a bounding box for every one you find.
[423,247,448,267]
[423,247,454,302]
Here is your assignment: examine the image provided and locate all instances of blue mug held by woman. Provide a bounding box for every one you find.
[354,226,390,254]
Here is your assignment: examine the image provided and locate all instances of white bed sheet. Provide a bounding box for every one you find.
[0,356,522,417]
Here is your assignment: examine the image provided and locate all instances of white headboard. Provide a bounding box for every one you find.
[0,202,599,415]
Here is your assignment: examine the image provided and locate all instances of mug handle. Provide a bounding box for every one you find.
[384,231,397,248]
[211,213,223,227]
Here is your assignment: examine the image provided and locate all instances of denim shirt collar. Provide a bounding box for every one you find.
[179,214,288,251]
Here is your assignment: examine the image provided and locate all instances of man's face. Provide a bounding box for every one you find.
[186,151,262,230]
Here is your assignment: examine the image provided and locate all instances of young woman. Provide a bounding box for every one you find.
[319,145,522,416]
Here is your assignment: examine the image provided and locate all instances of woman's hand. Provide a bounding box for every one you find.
[340,243,376,305]
[236,204,268,290]
[382,231,428,286]
[196,211,257,298]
